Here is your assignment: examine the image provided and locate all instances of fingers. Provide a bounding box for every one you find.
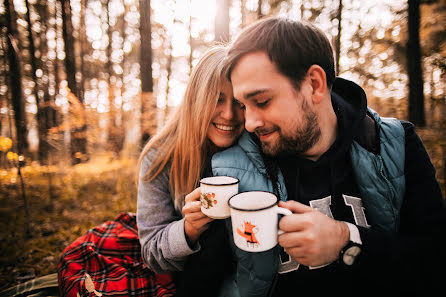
[185,187,201,203]
[279,211,314,233]
[184,204,208,221]
[184,216,211,245]
[183,187,203,216]
[278,201,314,233]
[282,247,310,266]
[193,215,213,227]
[182,200,202,215]
[183,205,213,233]
[277,209,346,267]
[279,200,313,214]
[182,194,213,230]
[278,230,309,249]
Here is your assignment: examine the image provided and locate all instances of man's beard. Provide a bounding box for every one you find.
[260,106,321,157]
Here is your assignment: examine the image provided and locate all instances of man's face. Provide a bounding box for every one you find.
[231,51,321,156]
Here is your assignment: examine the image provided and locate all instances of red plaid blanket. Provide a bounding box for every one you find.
[58,212,176,297]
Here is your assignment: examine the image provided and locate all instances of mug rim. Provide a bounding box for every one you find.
[200,176,240,186]
[228,191,278,212]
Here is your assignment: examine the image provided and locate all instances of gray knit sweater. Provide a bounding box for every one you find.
[136,150,200,274]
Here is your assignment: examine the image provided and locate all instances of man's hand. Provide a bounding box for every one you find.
[278,200,350,267]
[182,187,213,246]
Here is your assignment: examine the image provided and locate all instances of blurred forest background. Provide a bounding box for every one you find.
[0,0,445,291]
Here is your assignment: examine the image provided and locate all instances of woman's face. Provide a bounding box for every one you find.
[207,79,245,149]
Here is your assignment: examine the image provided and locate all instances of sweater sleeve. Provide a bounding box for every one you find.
[355,121,446,293]
[136,151,200,273]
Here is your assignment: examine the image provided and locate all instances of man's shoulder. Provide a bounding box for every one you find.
[354,114,378,154]
[355,112,408,154]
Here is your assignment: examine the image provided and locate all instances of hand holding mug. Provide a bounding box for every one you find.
[278,200,350,267]
[182,187,214,245]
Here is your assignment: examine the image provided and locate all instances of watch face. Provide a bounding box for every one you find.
[343,246,361,266]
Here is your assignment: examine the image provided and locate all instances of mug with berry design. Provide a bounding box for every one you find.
[199,176,239,219]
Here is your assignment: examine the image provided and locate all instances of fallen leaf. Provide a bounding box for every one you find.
[84,273,103,296]
[85,273,95,292]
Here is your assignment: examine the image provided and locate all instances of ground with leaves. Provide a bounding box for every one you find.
[0,154,138,291]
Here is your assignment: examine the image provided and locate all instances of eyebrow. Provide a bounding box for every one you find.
[243,89,271,99]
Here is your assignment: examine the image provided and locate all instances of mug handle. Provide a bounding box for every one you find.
[276,206,292,235]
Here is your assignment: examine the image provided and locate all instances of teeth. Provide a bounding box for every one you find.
[215,124,235,131]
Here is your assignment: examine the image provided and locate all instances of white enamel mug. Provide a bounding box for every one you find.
[200,176,239,219]
[229,191,292,252]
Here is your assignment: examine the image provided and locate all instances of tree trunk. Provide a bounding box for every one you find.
[39,1,53,164]
[335,0,342,76]
[139,0,156,148]
[61,0,88,163]
[61,0,78,100]
[5,0,31,237]
[79,0,87,106]
[215,0,230,42]
[5,0,28,156]
[118,0,127,155]
[407,0,425,127]
[105,0,117,155]
[36,1,54,164]
[257,0,263,19]
[25,0,47,163]
[53,0,61,129]
[241,0,246,27]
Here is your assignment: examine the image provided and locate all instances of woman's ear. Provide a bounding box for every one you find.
[307,65,327,104]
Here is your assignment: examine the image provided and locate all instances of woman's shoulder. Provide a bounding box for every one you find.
[140,148,171,177]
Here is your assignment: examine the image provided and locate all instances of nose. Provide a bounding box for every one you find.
[220,99,235,120]
[244,107,263,132]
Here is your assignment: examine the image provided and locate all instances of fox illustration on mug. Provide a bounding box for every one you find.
[237,221,260,247]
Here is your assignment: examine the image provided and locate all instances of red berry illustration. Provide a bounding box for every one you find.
[214,200,217,204]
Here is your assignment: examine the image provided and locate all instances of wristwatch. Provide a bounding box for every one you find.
[339,222,362,266]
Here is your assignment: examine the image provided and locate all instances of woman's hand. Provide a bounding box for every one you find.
[182,187,214,246]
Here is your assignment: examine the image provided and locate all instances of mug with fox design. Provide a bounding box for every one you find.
[200,176,239,219]
[228,191,292,252]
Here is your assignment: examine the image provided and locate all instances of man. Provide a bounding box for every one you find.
[211,17,446,296]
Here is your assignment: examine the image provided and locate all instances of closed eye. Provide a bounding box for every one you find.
[255,99,269,108]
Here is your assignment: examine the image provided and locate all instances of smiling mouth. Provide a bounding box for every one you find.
[214,123,238,131]
[257,130,276,141]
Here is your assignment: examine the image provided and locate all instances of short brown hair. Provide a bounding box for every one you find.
[226,17,335,89]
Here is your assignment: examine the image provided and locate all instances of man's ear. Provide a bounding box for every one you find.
[307,65,327,104]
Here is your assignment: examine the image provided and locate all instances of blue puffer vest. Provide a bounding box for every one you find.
[212,108,405,297]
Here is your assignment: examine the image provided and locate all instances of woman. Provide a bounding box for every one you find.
[136,45,244,293]
[58,46,244,297]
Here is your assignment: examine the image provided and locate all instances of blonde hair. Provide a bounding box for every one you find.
[137,46,227,211]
